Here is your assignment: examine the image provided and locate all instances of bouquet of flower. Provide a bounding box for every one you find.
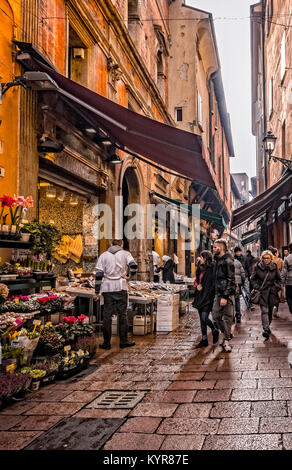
[35,324,66,356]
[0,299,39,313]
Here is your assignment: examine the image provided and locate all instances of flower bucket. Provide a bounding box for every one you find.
[41,372,56,386]
[30,379,41,391]
[21,233,31,242]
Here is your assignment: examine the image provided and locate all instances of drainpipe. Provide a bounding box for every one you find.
[261,0,267,190]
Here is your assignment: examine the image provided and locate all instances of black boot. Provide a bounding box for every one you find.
[120,341,136,349]
[236,315,241,323]
[212,329,219,344]
[195,339,208,348]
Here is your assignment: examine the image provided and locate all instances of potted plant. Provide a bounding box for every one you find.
[29,369,46,391]
[0,283,9,305]
[31,360,59,385]
[0,371,30,407]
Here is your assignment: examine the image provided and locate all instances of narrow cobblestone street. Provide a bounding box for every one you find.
[1,303,292,450]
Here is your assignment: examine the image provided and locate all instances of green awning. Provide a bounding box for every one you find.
[150,191,227,228]
[241,233,260,246]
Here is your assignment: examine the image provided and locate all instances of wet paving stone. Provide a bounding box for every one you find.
[174,403,212,418]
[61,391,101,403]
[74,409,129,419]
[25,390,72,402]
[258,378,292,388]
[210,402,251,418]
[214,379,257,389]
[118,417,161,433]
[0,415,25,431]
[218,417,259,434]
[141,391,196,403]
[103,432,165,450]
[160,435,205,450]
[251,401,288,417]
[11,415,64,431]
[23,402,84,416]
[171,372,205,381]
[260,417,292,433]
[203,434,282,450]
[0,431,42,450]
[129,403,178,418]
[168,380,216,391]
[24,417,125,450]
[193,389,232,402]
[156,417,219,435]
[231,389,272,401]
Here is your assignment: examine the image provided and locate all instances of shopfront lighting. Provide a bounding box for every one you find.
[263,131,277,156]
[84,128,97,134]
[69,194,79,206]
[98,137,112,146]
[46,185,56,199]
[107,154,122,164]
[57,189,66,202]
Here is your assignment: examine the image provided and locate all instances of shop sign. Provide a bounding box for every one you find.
[278,202,286,217]
[288,193,292,207]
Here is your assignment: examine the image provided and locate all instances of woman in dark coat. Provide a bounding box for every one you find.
[250,250,282,339]
[193,251,219,348]
[161,255,176,283]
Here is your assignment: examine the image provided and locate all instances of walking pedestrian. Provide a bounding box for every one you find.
[95,239,138,350]
[245,250,255,279]
[160,255,176,283]
[212,239,236,352]
[283,246,289,261]
[192,250,219,348]
[234,246,252,310]
[152,249,161,283]
[269,246,284,315]
[250,250,282,340]
[234,256,246,323]
[282,243,292,314]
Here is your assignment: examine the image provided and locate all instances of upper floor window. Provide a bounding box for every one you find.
[197,91,202,127]
[176,108,183,122]
[269,77,273,118]
[281,31,286,82]
[157,51,165,100]
[68,26,88,87]
[266,0,273,36]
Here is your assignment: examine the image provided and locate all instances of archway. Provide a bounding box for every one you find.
[122,166,141,259]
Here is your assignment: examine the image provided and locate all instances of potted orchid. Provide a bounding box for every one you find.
[0,195,15,237]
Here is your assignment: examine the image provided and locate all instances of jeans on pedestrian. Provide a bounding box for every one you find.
[212,295,234,341]
[260,303,273,332]
[198,310,216,340]
[102,290,129,345]
[286,286,292,314]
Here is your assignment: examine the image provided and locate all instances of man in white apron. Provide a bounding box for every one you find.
[95,239,138,350]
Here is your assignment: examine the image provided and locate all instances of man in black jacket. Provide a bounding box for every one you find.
[212,239,236,352]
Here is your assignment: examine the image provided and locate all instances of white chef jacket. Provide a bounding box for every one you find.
[95,249,136,293]
[152,250,161,267]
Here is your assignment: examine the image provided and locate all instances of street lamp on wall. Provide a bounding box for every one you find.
[263,130,292,170]
[263,131,277,157]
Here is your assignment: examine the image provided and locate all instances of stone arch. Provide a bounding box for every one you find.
[120,158,146,276]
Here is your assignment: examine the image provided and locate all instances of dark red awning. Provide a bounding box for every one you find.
[21,56,216,189]
[231,170,292,229]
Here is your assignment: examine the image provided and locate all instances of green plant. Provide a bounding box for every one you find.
[22,222,61,259]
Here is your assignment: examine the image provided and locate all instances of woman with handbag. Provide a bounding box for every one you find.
[250,250,282,339]
[193,251,219,348]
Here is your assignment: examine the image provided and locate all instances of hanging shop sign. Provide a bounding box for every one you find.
[288,193,292,208]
